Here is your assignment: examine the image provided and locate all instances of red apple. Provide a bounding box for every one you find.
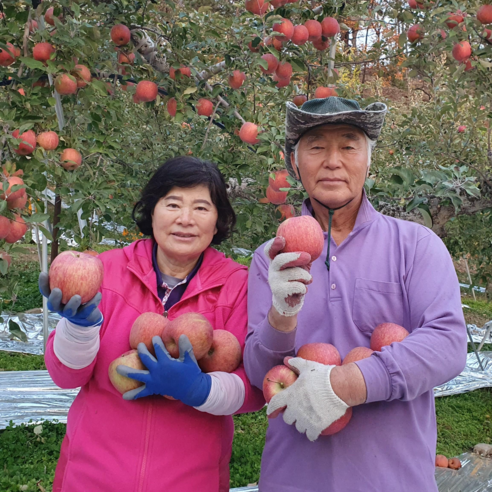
[0,216,11,240]
[111,24,131,46]
[245,0,270,15]
[342,347,374,365]
[55,74,78,95]
[1,176,25,204]
[477,5,492,25]
[446,11,464,29]
[33,42,55,63]
[5,214,27,243]
[266,186,288,205]
[118,52,135,64]
[435,455,449,468]
[291,25,309,46]
[370,322,410,351]
[239,122,260,144]
[108,350,145,394]
[293,94,308,107]
[8,193,27,210]
[136,81,158,102]
[276,215,325,261]
[275,61,292,80]
[457,125,466,133]
[407,24,424,43]
[167,97,177,116]
[49,250,103,304]
[483,28,492,43]
[321,407,353,436]
[314,86,338,99]
[304,20,322,41]
[198,329,242,373]
[161,312,214,359]
[44,7,56,26]
[130,312,169,354]
[273,18,294,41]
[312,37,330,51]
[260,54,279,75]
[452,41,471,62]
[229,70,246,89]
[297,342,341,366]
[0,43,20,67]
[73,64,92,88]
[37,131,59,151]
[196,98,214,117]
[12,129,36,155]
[448,458,461,470]
[277,204,295,220]
[269,169,290,191]
[321,17,340,37]
[60,149,82,171]
[408,0,417,7]
[262,364,298,418]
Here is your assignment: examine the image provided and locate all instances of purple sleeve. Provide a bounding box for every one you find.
[356,231,467,403]
[243,244,297,390]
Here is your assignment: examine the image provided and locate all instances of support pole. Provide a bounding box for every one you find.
[42,191,49,352]
[464,257,476,301]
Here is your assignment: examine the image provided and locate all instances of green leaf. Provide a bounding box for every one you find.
[0,259,8,275]
[9,320,28,343]
[25,213,50,223]
[183,86,198,95]
[19,57,46,70]
[417,207,432,229]
[38,225,53,241]
[290,59,306,72]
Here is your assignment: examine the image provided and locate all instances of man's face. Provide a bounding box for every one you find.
[291,124,369,209]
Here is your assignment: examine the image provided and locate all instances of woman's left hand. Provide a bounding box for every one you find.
[116,335,212,406]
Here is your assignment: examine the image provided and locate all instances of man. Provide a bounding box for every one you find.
[244,97,467,492]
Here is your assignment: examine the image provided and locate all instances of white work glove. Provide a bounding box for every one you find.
[265,237,312,317]
[267,357,350,442]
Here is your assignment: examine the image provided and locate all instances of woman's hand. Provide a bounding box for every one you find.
[116,335,212,406]
[39,272,103,327]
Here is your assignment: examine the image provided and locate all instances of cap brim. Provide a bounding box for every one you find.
[285,100,388,179]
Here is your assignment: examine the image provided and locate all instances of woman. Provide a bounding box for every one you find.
[40,156,265,492]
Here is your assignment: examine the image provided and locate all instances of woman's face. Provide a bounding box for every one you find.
[152,185,218,263]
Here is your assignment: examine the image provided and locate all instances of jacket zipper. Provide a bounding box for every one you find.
[137,401,153,492]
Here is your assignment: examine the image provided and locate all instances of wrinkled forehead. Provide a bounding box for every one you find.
[298,123,367,145]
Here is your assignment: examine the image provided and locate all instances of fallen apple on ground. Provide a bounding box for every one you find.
[435,454,449,468]
[198,329,242,373]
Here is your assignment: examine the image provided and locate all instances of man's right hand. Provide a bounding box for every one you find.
[39,272,103,327]
[265,237,312,318]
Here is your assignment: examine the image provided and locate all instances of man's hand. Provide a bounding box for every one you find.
[39,272,102,327]
[267,357,349,442]
[116,335,212,407]
[265,237,312,318]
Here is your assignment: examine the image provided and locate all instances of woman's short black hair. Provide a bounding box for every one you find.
[132,156,235,245]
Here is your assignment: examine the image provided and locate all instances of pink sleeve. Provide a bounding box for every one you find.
[45,329,97,389]
[219,269,265,415]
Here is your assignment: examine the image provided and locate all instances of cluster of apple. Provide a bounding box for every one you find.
[109,312,243,395]
[407,4,492,71]
[263,323,410,437]
[435,454,462,470]
[9,129,82,171]
[0,168,28,254]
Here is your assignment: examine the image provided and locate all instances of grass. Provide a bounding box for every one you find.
[1,251,492,489]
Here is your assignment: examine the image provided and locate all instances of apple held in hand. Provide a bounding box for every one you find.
[320,407,353,436]
[130,312,169,355]
[49,250,104,304]
[342,347,374,365]
[161,312,213,359]
[370,323,409,351]
[198,329,242,373]
[108,350,145,394]
[262,364,298,419]
[277,215,324,261]
[297,342,341,366]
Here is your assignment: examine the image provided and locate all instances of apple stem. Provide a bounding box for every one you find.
[266,378,284,388]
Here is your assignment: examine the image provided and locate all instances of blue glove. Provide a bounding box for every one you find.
[116,335,212,406]
[39,272,103,327]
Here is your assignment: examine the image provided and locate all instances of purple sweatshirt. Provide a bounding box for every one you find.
[244,192,467,492]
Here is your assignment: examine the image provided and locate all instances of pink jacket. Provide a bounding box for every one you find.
[45,239,264,492]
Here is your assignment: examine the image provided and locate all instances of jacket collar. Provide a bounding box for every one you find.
[301,189,379,233]
[125,239,245,299]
